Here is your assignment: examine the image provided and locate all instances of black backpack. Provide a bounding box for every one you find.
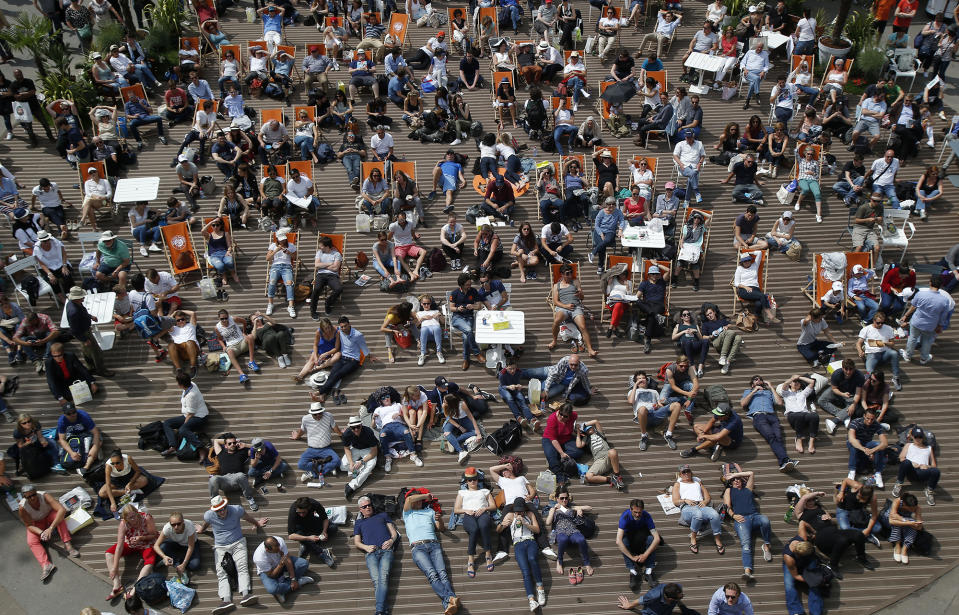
[220,551,239,592]
[137,421,167,453]
[484,420,523,456]
[19,441,51,480]
[427,247,447,272]
[134,572,168,605]
[59,434,86,471]
[175,436,200,461]
[525,99,547,129]
[540,132,556,153]
[363,492,399,517]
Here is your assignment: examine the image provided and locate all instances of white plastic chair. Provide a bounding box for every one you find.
[880,207,915,264]
[889,49,920,92]
[77,231,102,278]
[4,255,59,309]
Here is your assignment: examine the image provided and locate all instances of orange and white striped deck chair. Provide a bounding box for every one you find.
[601,254,635,327]
[645,69,667,93]
[535,160,561,219]
[643,258,672,316]
[560,154,586,199]
[546,261,579,307]
[476,6,499,37]
[388,12,410,48]
[599,81,614,132]
[843,251,874,312]
[247,40,269,64]
[179,36,203,68]
[819,56,853,89]
[119,83,147,105]
[791,54,815,74]
[732,248,767,314]
[77,160,108,190]
[260,107,284,126]
[678,206,713,272]
[263,230,300,295]
[550,96,573,111]
[201,215,236,276]
[161,221,201,282]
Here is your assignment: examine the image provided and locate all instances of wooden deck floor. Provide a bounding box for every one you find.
[1,2,956,614]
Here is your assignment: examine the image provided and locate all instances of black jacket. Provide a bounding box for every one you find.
[45,351,94,401]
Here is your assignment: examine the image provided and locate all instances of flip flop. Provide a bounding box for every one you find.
[716,544,726,555]
[106,586,124,602]
[486,557,494,572]
[689,544,699,554]
[466,562,475,578]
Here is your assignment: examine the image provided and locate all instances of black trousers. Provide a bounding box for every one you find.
[310,273,343,315]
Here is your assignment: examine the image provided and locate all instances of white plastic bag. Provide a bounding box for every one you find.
[198,277,218,300]
[69,380,93,405]
[59,485,93,511]
[355,213,371,232]
[12,101,32,124]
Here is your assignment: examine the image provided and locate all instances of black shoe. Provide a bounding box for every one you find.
[856,556,875,571]
[827,565,843,580]
[345,484,355,500]
[311,313,320,321]
[628,571,641,591]
[679,447,698,458]
[443,204,455,214]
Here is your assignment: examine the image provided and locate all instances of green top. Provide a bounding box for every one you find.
[98,239,130,268]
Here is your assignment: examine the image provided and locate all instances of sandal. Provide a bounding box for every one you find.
[486,557,494,572]
[568,568,577,585]
[575,566,584,583]
[106,586,124,602]
[716,544,726,554]
[466,561,476,578]
[689,543,699,554]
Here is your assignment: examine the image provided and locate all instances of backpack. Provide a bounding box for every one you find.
[897,423,939,456]
[20,275,40,306]
[655,361,673,382]
[540,132,556,153]
[133,309,164,339]
[135,572,169,605]
[469,121,484,139]
[316,142,336,164]
[59,434,86,470]
[464,204,483,224]
[220,551,239,592]
[83,460,106,488]
[379,274,410,293]
[175,436,200,461]
[19,441,51,480]
[362,492,399,516]
[364,386,402,413]
[704,384,730,410]
[484,419,523,456]
[499,455,524,476]
[525,99,547,129]
[137,421,167,453]
[427,247,447,273]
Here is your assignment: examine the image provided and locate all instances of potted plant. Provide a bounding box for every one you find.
[817,0,858,65]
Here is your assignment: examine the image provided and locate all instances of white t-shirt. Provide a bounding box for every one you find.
[286,176,314,199]
[858,323,895,354]
[497,475,531,503]
[269,242,296,266]
[631,167,654,187]
[145,270,179,298]
[457,488,491,512]
[870,157,899,187]
[389,221,415,246]
[161,519,197,547]
[84,178,112,198]
[370,133,394,156]
[194,109,214,133]
[796,17,816,42]
[373,403,404,429]
[418,309,441,330]
[734,253,762,287]
[782,385,814,415]
[252,536,289,575]
[216,316,245,348]
[540,223,569,245]
[629,387,660,415]
[181,384,208,418]
[171,322,197,345]
[32,184,62,208]
[673,140,706,168]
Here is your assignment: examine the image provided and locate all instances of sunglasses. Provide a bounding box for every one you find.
[466,477,479,481]
[219,317,229,321]
[64,410,77,416]
[171,521,185,527]
[725,593,739,599]
[225,441,238,446]
[176,318,186,322]
[359,503,372,509]
[558,496,569,501]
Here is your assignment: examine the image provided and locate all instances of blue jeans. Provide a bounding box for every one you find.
[462,511,494,555]
[380,421,415,452]
[499,386,533,421]
[879,291,905,317]
[832,176,864,203]
[208,250,235,273]
[297,446,340,478]
[500,5,520,30]
[590,229,616,262]
[847,439,886,473]
[659,379,693,407]
[680,504,722,535]
[733,513,771,569]
[514,539,543,597]
[679,164,700,194]
[127,115,164,142]
[546,381,591,406]
[783,562,823,615]
[621,532,656,572]
[751,412,789,465]
[904,325,936,362]
[162,414,208,450]
[365,548,394,613]
[794,40,815,55]
[131,63,159,86]
[410,541,456,607]
[342,154,361,183]
[295,134,317,160]
[479,156,498,180]
[132,223,162,245]
[248,459,290,482]
[864,347,899,377]
[218,75,239,97]
[161,540,201,571]
[373,257,396,278]
[896,463,941,490]
[420,326,442,354]
[451,313,480,359]
[541,437,585,481]
[796,85,820,107]
[873,182,900,208]
[259,555,309,597]
[557,531,590,566]
[268,263,294,300]
[744,69,763,99]
[553,124,578,156]
[916,188,939,211]
[567,76,586,104]
[834,507,873,531]
[443,419,475,453]
[851,296,879,322]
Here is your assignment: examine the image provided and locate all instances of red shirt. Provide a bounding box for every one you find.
[165,88,188,109]
[893,0,917,28]
[542,410,577,444]
[56,357,70,380]
[485,181,515,204]
[624,196,646,218]
[880,266,915,295]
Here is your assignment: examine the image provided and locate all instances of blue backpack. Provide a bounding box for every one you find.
[133,309,163,339]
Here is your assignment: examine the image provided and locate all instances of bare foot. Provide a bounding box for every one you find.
[547,341,557,350]
[584,565,594,576]
[808,440,816,454]
[795,438,804,454]
[555,561,563,575]
[588,350,599,358]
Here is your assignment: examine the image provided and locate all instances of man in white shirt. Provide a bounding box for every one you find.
[536,41,564,82]
[31,178,72,239]
[682,21,719,76]
[252,535,314,604]
[153,511,200,576]
[672,130,706,203]
[596,10,621,60]
[739,42,770,110]
[259,118,291,163]
[856,311,901,390]
[173,99,218,169]
[285,167,319,216]
[851,91,888,152]
[630,371,682,450]
[540,221,574,262]
[866,149,900,208]
[642,10,681,58]
[388,211,427,281]
[108,44,161,89]
[370,124,397,172]
[162,371,210,460]
[145,268,182,314]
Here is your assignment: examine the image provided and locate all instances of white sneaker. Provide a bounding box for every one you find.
[920,354,933,365]
[278,355,288,368]
[4,132,12,140]
[581,89,590,98]
[874,472,884,488]
[140,246,148,257]
[794,202,801,211]
[541,547,557,560]
[537,587,547,606]
[816,215,823,223]
[899,348,910,362]
[288,305,296,318]
[300,472,312,483]
[437,352,446,364]
[410,454,424,467]
[281,354,291,366]
[418,354,426,366]
[148,242,162,252]
[572,102,578,112]
[266,303,274,315]
[825,418,837,435]
[493,550,508,563]
[384,457,392,473]
[458,450,469,464]
[450,138,462,145]
[297,576,315,586]
[529,597,539,612]
[587,252,594,264]
[718,355,726,366]
[847,469,856,480]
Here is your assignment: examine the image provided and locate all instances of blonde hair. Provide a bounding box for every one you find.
[81,608,102,615]
[792,541,814,556]
[120,504,140,523]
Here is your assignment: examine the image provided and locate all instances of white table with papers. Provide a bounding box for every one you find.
[621,223,667,272]
[113,176,160,203]
[684,52,726,95]
[475,309,525,369]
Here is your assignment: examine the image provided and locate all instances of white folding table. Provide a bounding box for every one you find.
[474,309,525,369]
[621,224,666,271]
[684,52,726,96]
[61,291,117,351]
[113,177,161,204]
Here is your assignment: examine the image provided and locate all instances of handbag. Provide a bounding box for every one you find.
[69,380,93,405]
[777,183,797,205]
[735,310,759,332]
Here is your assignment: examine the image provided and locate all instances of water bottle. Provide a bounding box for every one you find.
[573,26,581,42]
[743,191,751,200]
[531,146,538,159]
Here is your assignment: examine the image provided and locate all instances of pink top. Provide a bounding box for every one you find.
[721,36,738,57]
[542,411,577,444]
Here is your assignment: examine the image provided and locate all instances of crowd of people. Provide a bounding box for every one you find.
[0,0,955,615]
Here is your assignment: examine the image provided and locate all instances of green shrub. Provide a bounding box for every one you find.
[93,21,127,57]
[853,47,887,83]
